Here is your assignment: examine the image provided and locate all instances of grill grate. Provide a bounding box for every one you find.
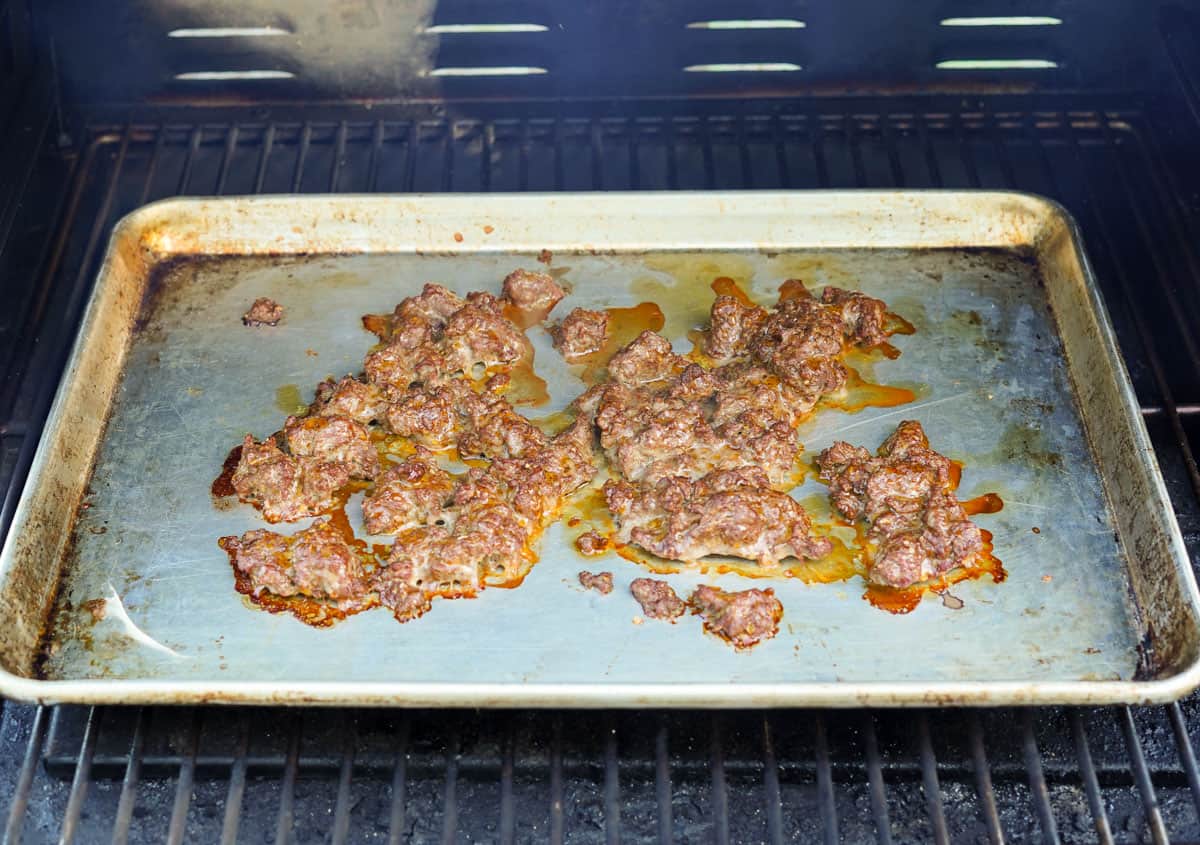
[2,97,1200,842]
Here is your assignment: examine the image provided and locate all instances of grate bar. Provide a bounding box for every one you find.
[176,126,201,194]
[656,716,673,843]
[440,725,459,845]
[549,714,564,845]
[367,120,384,192]
[761,716,784,845]
[166,709,199,845]
[3,705,48,845]
[917,713,950,845]
[253,124,275,194]
[862,714,894,845]
[1119,707,1169,845]
[215,124,238,194]
[111,707,147,845]
[330,120,347,192]
[499,717,515,845]
[59,706,101,845]
[1167,702,1200,825]
[967,712,1005,845]
[1069,710,1114,845]
[291,122,312,193]
[1020,710,1061,845]
[219,713,250,845]
[711,714,730,845]
[274,714,302,845]
[604,714,620,845]
[814,713,839,845]
[331,717,356,845]
[387,714,410,845]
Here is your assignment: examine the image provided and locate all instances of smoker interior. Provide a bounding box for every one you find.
[3,1,1200,842]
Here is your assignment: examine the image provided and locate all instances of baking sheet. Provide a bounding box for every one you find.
[2,191,1197,706]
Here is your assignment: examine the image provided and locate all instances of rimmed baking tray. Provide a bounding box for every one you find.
[1,191,1197,707]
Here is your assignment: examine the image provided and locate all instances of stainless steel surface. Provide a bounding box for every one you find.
[0,191,1196,707]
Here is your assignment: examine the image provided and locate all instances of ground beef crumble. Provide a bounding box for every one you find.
[689,585,783,649]
[630,578,686,620]
[578,571,614,594]
[815,420,983,588]
[243,297,284,326]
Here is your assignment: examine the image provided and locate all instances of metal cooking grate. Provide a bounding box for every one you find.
[3,97,1200,843]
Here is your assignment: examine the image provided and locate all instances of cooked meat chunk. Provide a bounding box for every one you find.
[396,283,465,330]
[242,297,284,326]
[607,331,687,387]
[815,420,984,588]
[630,578,686,620]
[222,519,367,605]
[605,467,831,565]
[363,340,449,395]
[820,286,890,347]
[311,377,388,425]
[552,308,610,360]
[578,570,614,594]
[456,392,548,459]
[690,585,783,649]
[384,382,467,448]
[231,434,350,522]
[705,295,767,359]
[284,414,380,480]
[374,526,481,622]
[697,284,901,410]
[442,292,526,372]
[501,268,565,315]
[362,450,455,535]
[576,530,610,556]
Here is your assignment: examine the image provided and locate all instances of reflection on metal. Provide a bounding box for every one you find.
[428,66,548,76]
[175,70,296,80]
[686,19,806,30]
[684,62,802,72]
[424,23,547,34]
[939,16,1063,27]
[167,26,291,37]
[936,59,1059,69]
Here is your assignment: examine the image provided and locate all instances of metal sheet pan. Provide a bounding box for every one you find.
[1,191,1197,708]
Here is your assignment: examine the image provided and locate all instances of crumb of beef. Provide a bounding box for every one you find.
[243,297,284,326]
[374,526,480,622]
[697,284,898,409]
[689,585,782,649]
[575,530,610,556]
[384,382,464,448]
[705,295,767,359]
[222,519,367,605]
[311,376,388,426]
[362,449,455,535]
[630,578,685,620]
[607,330,687,387]
[284,414,380,480]
[605,467,831,565]
[815,420,983,588]
[442,291,526,372]
[552,308,610,360]
[501,268,566,315]
[537,248,552,265]
[578,570,614,594]
[820,286,889,347]
[231,434,350,522]
[456,391,548,459]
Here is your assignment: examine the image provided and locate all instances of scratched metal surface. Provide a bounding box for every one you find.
[4,192,1198,706]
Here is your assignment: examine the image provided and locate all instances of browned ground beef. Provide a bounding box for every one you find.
[578,570,614,594]
[311,376,388,425]
[605,467,832,565]
[362,450,455,535]
[231,434,350,523]
[575,530,610,555]
[501,268,566,314]
[243,297,284,326]
[222,519,367,606]
[630,578,686,620]
[815,420,983,588]
[690,585,783,649]
[552,308,610,360]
